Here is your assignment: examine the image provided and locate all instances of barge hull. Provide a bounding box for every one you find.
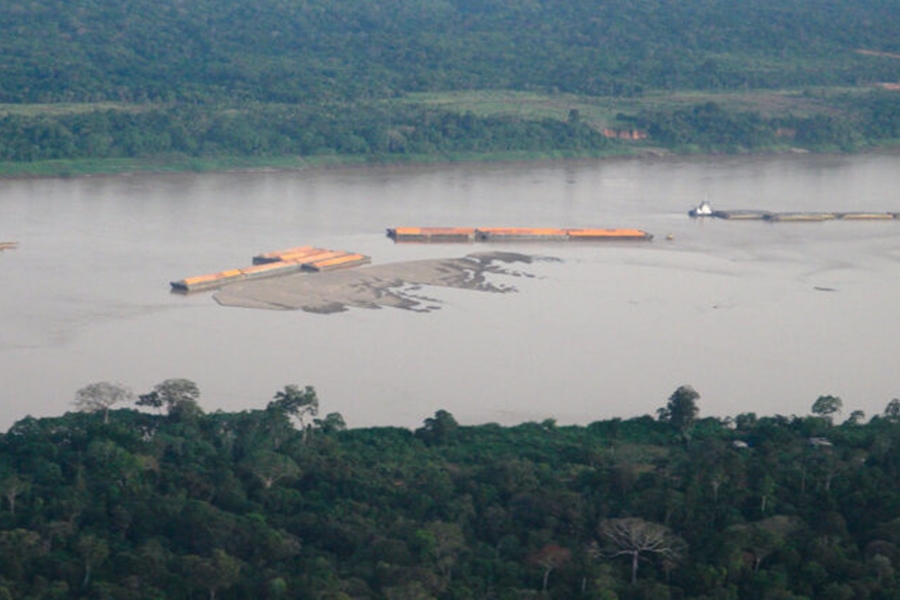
[387,227,475,243]
[566,228,653,240]
[173,247,371,292]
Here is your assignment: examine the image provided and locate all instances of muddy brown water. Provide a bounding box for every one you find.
[2,151,900,430]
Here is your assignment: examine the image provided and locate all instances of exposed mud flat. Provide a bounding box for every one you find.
[213,251,539,313]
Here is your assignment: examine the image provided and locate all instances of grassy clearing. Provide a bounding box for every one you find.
[0,102,147,117]
[398,86,875,127]
[0,147,647,179]
[0,155,312,178]
[0,85,870,124]
[396,90,628,129]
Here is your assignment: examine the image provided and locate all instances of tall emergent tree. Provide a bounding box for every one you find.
[416,410,460,446]
[658,385,700,440]
[528,543,572,591]
[183,549,242,600]
[241,451,301,490]
[269,385,319,436]
[138,378,201,415]
[0,475,29,516]
[73,382,133,424]
[812,395,843,424]
[596,518,686,585]
[885,398,900,421]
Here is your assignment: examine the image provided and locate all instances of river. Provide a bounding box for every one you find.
[2,151,899,431]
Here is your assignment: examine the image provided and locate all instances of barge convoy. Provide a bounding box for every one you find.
[174,227,653,293]
[689,202,899,222]
[171,246,370,293]
[386,227,653,243]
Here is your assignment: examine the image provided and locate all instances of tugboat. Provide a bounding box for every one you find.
[688,200,714,218]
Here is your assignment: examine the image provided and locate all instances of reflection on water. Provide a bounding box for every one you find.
[1,152,900,431]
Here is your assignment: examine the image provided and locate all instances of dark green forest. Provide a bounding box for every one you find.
[3,0,900,102]
[2,0,900,169]
[4,381,900,599]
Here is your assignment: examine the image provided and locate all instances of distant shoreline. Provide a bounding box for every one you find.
[1,142,899,181]
[0,148,640,180]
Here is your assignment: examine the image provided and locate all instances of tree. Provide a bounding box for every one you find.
[136,391,164,413]
[314,412,347,434]
[528,543,572,591]
[735,412,758,431]
[242,451,301,489]
[142,378,201,415]
[0,529,44,581]
[726,515,801,572]
[269,385,319,435]
[415,521,465,585]
[73,382,133,424]
[0,475,29,516]
[596,518,686,585]
[416,410,459,446]
[658,385,700,440]
[76,534,109,587]
[183,549,242,600]
[846,410,866,425]
[884,398,900,422]
[812,395,843,424]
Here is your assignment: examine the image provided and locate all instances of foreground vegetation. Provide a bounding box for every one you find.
[4,381,900,599]
[2,0,900,175]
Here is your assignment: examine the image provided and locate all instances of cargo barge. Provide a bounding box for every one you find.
[302,253,371,272]
[765,212,837,222]
[172,247,370,293]
[711,210,772,220]
[565,228,653,240]
[388,227,653,243]
[387,227,475,243]
[253,246,319,264]
[475,227,569,242]
[835,212,896,220]
[692,202,899,222]
[0,241,19,251]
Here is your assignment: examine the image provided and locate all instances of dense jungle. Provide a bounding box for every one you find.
[3,382,900,599]
[1,0,900,173]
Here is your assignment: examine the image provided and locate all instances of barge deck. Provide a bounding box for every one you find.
[172,246,371,293]
[388,227,653,242]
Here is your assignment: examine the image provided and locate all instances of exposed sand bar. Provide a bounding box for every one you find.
[213,251,537,313]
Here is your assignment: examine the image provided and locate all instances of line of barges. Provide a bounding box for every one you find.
[171,246,371,293]
[387,227,653,242]
[713,210,900,221]
[690,202,900,222]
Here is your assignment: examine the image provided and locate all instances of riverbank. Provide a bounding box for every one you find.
[0,147,653,179]
[4,141,900,181]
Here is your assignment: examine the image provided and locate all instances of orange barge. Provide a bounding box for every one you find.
[565,228,653,240]
[253,246,319,264]
[475,227,569,242]
[387,227,476,243]
[303,253,371,272]
[172,246,371,292]
[388,227,653,242]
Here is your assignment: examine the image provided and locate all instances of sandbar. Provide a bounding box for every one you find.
[213,251,537,313]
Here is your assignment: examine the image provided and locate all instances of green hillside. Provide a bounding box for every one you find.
[1,0,900,171]
[3,0,900,102]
